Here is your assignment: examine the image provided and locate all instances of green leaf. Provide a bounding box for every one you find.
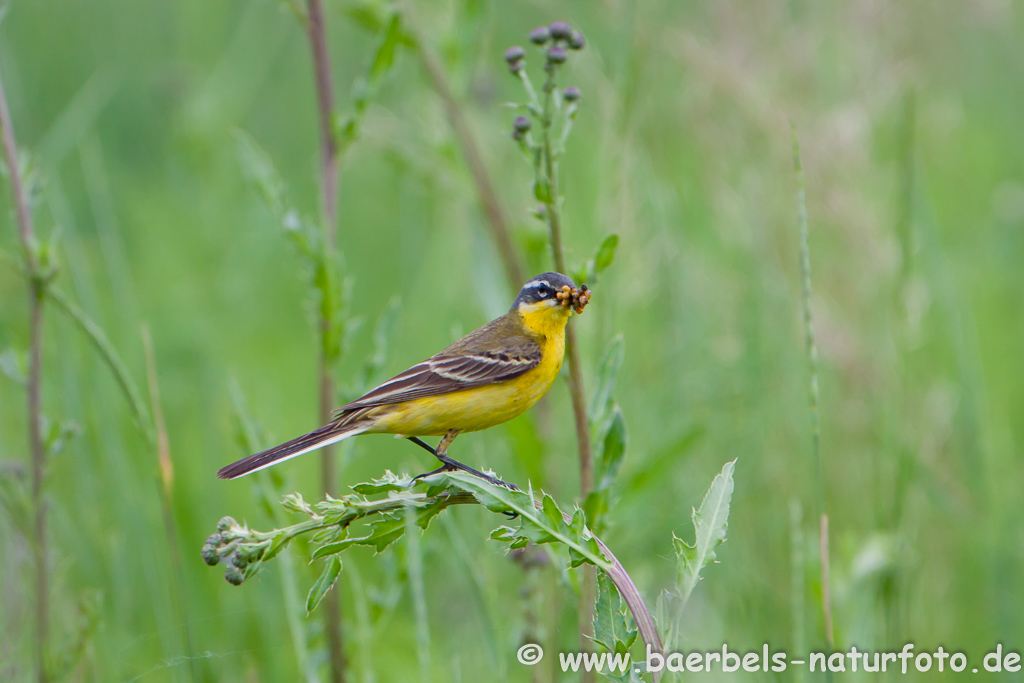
[588,334,625,425]
[577,234,621,285]
[592,571,637,652]
[542,494,564,530]
[233,129,287,220]
[533,179,553,203]
[591,571,639,681]
[368,14,402,85]
[675,459,736,608]
[594,405,627,493]
[594,234,619,274]
[351,470,413,494]
[438,472,611,572]
[44,418,81,457]
[262,531,292,562]
[0,348,26,385]
[282,493,313,516]
[306,556,342,614]
[314,498,448,557]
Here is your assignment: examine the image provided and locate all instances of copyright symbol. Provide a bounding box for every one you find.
[517,643,544,665]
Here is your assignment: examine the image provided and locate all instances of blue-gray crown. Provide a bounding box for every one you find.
[511,272,577,309]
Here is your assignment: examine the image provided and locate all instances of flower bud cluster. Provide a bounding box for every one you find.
[200,516,267,586]
[504,21,585,140]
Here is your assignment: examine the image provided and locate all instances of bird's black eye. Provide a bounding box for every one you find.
[536,287,550,299]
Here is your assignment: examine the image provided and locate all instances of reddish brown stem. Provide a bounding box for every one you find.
[0,69,49,683]
[306,1,346,680]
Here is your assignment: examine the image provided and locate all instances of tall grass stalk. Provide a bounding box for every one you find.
[0,67,50,683]
[792,127,834,648]
[305,0,346,678]
[141,326,200,683]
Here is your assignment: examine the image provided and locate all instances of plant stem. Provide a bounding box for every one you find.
[538,72,595,672]
[539,79,592,500]
[307,0,339,241]
[415,39,524,289]
[0,69,49,683]
[305,0,346,679]
[792,127,834,649]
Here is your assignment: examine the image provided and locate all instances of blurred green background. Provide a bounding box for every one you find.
[2,0,1023,680]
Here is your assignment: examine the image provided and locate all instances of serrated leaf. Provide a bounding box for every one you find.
[311,537,362,560]
[442,472,611,572]
[306,556,342,614]
[281,493,313,516]
[675,459,736,607]
[542,495,564,530]
[262,531,291,562]
[592,571,638,657]
[351,470,412,494]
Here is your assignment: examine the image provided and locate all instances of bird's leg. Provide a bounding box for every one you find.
[409,431,520,492]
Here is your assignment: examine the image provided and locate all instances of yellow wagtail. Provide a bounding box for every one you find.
[217,272,590,488]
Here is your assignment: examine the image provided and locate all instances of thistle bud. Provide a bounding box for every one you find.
[504,46,526,64]
[549,21,572,40]
[224,565,245,586]
[513,116,532,133]
[201,543,220,566]
[569,31,586,50]
[546,46,567,65]
[529,26,551,45]
[563,86,581,102]
[217,516,235,533]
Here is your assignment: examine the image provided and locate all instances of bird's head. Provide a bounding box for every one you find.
[511,272,591,333]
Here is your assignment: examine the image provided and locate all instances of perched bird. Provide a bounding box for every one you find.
[217,272,590,489]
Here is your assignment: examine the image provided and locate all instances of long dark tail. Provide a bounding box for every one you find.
[217,419,371,480]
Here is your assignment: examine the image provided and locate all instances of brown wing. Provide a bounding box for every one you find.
[337,337,541,412]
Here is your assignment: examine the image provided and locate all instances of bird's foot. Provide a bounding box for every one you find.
[406,437,520,492]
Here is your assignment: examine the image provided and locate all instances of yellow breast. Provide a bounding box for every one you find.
[371,306,568,436]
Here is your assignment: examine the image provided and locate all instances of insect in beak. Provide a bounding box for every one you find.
[555,285,591,314]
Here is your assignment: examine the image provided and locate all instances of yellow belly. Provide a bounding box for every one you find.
[369,337,564,436]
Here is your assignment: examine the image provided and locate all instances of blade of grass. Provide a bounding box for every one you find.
[792,126,834,649]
